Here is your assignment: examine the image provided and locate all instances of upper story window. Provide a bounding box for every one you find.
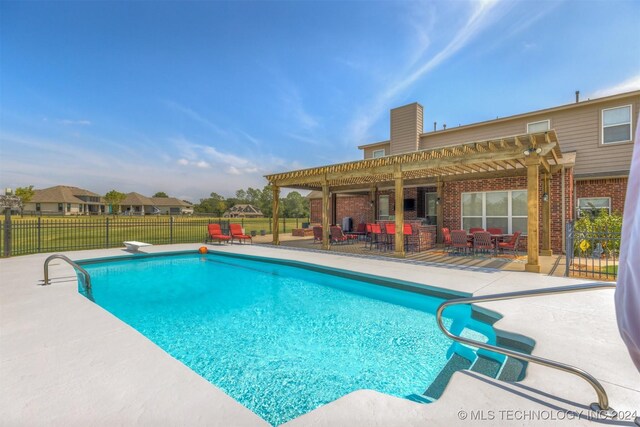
[527,120,550,133]
[602,105,632,144]
[372,149,385,158]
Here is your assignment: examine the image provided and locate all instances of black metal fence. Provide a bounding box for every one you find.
[0,216,306,257]
[565,221,620,281]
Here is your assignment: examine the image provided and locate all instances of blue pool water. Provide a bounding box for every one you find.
[79,252,494,426]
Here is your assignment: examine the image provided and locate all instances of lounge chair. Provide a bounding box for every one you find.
[229,223,252,244]
[207,224,231,245]
[330,225,357,245]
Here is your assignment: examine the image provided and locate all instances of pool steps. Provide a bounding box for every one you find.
[418,335,533,402]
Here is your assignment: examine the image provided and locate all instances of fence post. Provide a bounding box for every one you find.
[296,218,299,229]
[170,216,174,244]
[565,221,573,277]
[283,217,286,233]
[106,217,110,247]
[269,217,272,234]
[37,217,41,253]
[3,209,11,257]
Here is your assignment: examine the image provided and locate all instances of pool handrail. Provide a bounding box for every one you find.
[436,282,617,418]
[43,254,92,290]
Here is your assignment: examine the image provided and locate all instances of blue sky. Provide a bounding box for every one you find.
[1,0,639,202]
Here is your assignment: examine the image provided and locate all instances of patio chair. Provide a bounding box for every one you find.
[312,226,323,244]
[367,223,383,250]
[403,224,415,252]
[451,230,472,255]
[469,227,485,234]
[352,223,367,240]
[473,231,494,256]
[487,227,503,235]
[384,223,395,251]
[330,225,357,245]
[229,223,252,244]
[206,223,231,245]
[498,231,522,257]
[442,227,452,252]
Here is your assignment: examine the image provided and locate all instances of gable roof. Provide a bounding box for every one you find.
[121,192,153,206]
[149,197,192,207]
[228,204,263,214]
[30,186,101,204]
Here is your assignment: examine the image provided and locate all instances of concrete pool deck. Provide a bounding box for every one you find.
[1,244,638,426]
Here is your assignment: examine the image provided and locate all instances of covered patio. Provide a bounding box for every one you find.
[266,131,565,273]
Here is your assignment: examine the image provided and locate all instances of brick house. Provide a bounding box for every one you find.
[267,90,638,272]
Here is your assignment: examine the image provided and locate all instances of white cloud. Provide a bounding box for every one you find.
[177,158,189,166]
[196,160,210,168]
[346,0,505,144]
[59,119,91,126]
[591,74,640,99]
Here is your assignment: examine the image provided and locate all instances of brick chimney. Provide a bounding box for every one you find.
[390,103,423,155]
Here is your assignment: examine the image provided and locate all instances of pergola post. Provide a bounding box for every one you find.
[436,179,444,244]
[271,185,280,245]
[541,173,553,256]
[394,166,405,257]
[525,156,541,273]
[321,181,330,250]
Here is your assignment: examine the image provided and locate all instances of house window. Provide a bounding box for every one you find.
[58,203,63,212]
[372,149,385,158]
[577,197,611,217]
[527,120,550,133]
[35,203,40,212]
[461,190,528,234]
[602,105,632,144]
[378,195,389,220]
[67,203,71,212]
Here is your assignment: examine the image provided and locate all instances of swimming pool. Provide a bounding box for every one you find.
[78,251,505,426]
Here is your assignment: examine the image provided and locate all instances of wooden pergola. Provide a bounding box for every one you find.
[266,131,564,273]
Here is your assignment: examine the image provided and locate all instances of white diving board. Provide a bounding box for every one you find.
[123,241,152,252]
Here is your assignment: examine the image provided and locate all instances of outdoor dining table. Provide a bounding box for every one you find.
[467,233,511,255]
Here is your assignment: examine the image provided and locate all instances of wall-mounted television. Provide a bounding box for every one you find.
[403,198,416,211]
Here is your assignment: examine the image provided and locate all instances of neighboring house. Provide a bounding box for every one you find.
[268,90,639,268]
[223,204,264,218]
[120,193,193,215]
[150,197,194,215]
[24,186,105,215]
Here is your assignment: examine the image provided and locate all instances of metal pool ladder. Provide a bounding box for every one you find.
[43,254,92,290]
[436,282,618,418]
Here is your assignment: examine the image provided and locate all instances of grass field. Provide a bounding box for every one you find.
[1,215,309,257]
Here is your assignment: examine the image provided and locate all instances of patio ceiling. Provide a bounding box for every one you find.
[266,131,563,191]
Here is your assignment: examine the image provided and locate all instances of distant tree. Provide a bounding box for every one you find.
[15,185,35,204]
[282,191,309,218]
[153,191,169,198]
[245,187,261,205]
[194,192,227,216]
[259,185,275,217]
[15,185,35,216]
[104,190,126,214]
[235,189,247,203]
